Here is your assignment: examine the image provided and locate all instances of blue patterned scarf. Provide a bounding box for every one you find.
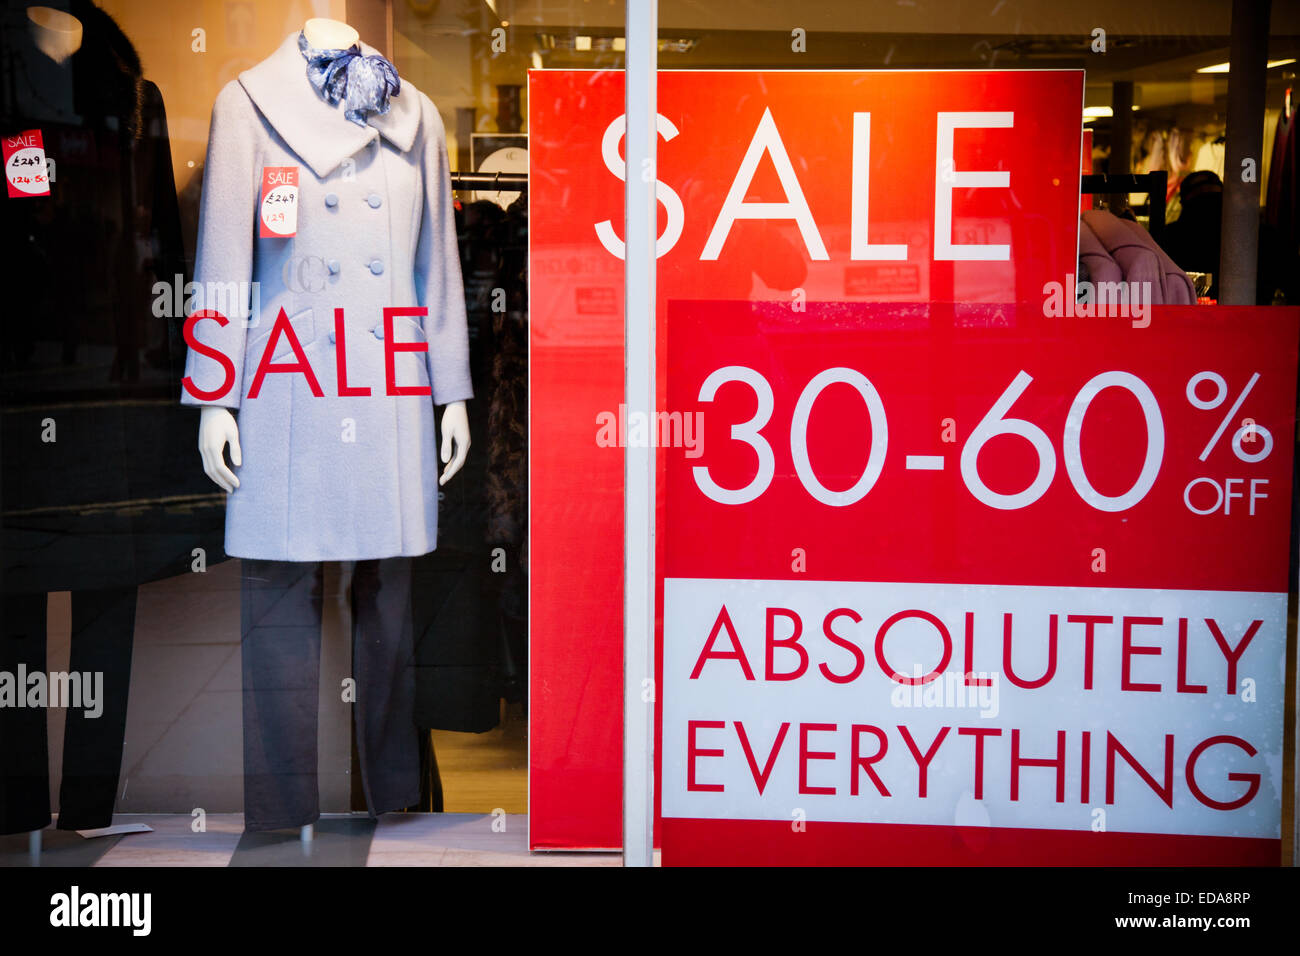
[299,32,400,126]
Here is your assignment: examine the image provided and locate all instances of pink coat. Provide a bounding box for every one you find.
[1081,210,1195,304]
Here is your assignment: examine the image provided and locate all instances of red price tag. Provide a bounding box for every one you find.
[3,129,50,198]
[259,165,299,237]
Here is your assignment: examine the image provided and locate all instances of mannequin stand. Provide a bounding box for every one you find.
[300,824,313,847]
[29,829,41,863]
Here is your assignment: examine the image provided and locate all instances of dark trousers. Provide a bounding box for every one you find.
[0,588,136,834]
[240,557,419,831]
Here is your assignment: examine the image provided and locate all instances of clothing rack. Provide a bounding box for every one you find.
[449,171,528,193]
[450,171,1170,240]
[1081,171,1167,244]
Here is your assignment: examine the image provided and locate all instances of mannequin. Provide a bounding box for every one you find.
[184,17,473,839]
[3,0,189,853]
[198,402,468,490]
[198,17,468,489]
[27,6,82,63]
[8,4,80,862]
[302,16,357,51]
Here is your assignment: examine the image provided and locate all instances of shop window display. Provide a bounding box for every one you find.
[0,0,1295,895]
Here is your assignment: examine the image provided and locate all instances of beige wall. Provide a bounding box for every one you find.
[392,1,534,173]
[98,0,346,207]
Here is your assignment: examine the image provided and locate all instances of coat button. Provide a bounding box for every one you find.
[325,193,339,207]
[369,259,384,275]
[372,325,384,340]
[367,194,382,208]
[327,259,340,275]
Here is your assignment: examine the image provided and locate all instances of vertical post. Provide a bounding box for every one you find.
[455,108,476,178]
[1219,0,1271,305]
[1146,170,1167,245]
[1216,0,1288,864]
[623,0,657,867]
[1107,81,1133,212]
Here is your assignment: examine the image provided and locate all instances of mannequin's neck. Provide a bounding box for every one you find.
[303,17,359,50]
[27,6,83,64]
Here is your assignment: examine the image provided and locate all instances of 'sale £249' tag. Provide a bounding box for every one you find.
[3,129,50,198]
[260,165,299,237]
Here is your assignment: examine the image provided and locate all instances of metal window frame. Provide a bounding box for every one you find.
[622,0,658,868]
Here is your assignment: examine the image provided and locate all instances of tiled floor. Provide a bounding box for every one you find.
[1,813,626,867]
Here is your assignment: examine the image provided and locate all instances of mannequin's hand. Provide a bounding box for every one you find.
[198,406,241,493]
[439,401,470,486]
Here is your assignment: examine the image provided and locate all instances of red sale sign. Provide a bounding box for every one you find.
[530,67,1087,850]
[527,69,1297,863]
[661,302,1296,865]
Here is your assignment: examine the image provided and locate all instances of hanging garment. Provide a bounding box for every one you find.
[488,196,528,704]
[180,32,472,561]
[1264,107,1296,264]
[411,549,500,733]
[411,200,514,733]
[1081,210,1195,304]
[1194,140,1225,180]
[1162,175,1223,298]
[1078,216,1124,287]
[1265,108,1289,230]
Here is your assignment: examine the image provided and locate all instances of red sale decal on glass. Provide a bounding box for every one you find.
[3,129,50,198]
[259,165,298,237]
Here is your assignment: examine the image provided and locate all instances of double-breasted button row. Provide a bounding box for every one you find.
[316,258,382,275]
[322,193,382,209]
[316,185,385,279]
[324,326,393,344]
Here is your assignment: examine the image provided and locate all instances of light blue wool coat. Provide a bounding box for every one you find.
[181,32,472,561]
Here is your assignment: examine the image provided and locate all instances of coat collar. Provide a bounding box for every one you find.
[239,32,420,178]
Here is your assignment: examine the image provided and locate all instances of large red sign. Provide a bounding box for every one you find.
[661,302,1296,865]
[529,68,1137,853]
